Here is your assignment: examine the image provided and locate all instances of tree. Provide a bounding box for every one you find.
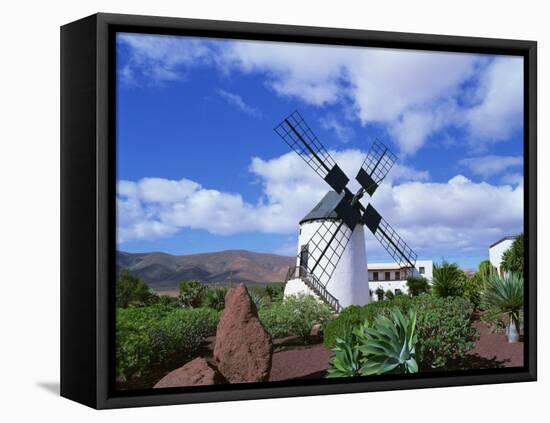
[375,287,384,301]
[464,260,498,307]
[462,274,483,307]
[116,269,157,308]
[178,280,206,308]
[501,234,524,275]
[432,261,467,298]
[481,273,523,342]
[406,276,430,296]
[478,260,497,282]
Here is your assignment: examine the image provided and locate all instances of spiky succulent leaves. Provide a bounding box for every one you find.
[481,273,524,326]
[326,337,362,378]
[358,308,418,375]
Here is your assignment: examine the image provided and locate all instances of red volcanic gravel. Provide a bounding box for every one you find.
[467,321,524,368]
[269,343,332,381]
[268,320,524,381]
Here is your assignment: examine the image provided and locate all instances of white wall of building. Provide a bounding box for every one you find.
[489,238,515,276]
[367,260,433,299]
[284,220,370,308]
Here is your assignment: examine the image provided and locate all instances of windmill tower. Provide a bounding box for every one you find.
[274,111,417,313]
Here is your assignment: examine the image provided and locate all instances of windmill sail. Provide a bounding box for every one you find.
[356,140,397,196]
[274,110,349,193]
[363,204,417,269]
[298,220,354,287]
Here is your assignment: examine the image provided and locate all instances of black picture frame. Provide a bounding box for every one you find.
[60,12,537,409]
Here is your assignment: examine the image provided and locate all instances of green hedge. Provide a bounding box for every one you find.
[259,294,333,341]
[324,295,477,370]
[116,305,219,380]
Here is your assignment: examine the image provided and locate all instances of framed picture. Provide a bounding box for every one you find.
[60,13,537,409]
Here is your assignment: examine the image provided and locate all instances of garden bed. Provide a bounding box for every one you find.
[272,319,524,381]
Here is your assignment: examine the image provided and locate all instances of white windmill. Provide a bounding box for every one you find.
[274,111,417,312]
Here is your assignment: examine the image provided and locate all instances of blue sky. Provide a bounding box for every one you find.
[116,33,524,269]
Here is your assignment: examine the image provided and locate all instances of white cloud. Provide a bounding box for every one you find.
[221,41,349,105]
[464,57,524,143]
[118,150,522,264]
[459,155,523,178]
[119,35,523,155]
[117,33,215,83]
[319,115,354,143]
[117,149,427,242]
[500,172,524,187]
[217,89,262,118]
[364,174,523,260]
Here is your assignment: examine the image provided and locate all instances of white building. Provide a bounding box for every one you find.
[489,236,517,276]
[284,191,370,310]
[284,191,435,309]
[368,260,433,298]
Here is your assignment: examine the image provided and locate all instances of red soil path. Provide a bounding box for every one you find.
[468,321,523,368]
[270,344,332,381]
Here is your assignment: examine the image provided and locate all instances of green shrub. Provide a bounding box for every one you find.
[327,309,418,377]
[375,287,384,301]
[500,234,524,275]
[432,261,467,298]
[412,296,477,368]
[478,260,498,284]
[385,290,394,300]
[259,294,333,341]
[116,305,219,380]
[178,280,206,308]
[462,274,483,307]
[202,287,227,311]
[116,269,158,308]
[324,297,412,347]
[158,295,179,307]
[265,283,285,303]
[324,295,477,370]
[406,276,430,296]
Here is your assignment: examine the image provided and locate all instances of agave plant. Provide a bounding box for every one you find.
[326,309,418,378]
[358,308,418,375]
[248,290,268,309]
[326,337,362,378]
[481,273,523,342]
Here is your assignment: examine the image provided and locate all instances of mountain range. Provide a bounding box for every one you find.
[117,250,295,290]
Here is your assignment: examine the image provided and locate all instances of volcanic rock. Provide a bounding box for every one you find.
[153,357,226,388]
[214,284,272,383]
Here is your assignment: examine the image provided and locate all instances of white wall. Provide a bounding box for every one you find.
[286,220,370,307]
[489,239,515,276]
[2,1,547,422]
[367,260,433,298]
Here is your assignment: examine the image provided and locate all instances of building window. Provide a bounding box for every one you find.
[385,271,390,281]
[419,266,425,274]
[395,271,400,280]
[395,289,402,296]
[373,271,378,281]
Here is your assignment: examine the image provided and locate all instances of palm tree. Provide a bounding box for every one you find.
[432,261,466,298]
[481,273,524,342]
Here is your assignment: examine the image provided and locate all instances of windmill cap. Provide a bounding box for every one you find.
[299,191,346,225]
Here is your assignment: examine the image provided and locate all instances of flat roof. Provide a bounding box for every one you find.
[489,235,517,249]
[367,261,432,270]
[368,263,401,270]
